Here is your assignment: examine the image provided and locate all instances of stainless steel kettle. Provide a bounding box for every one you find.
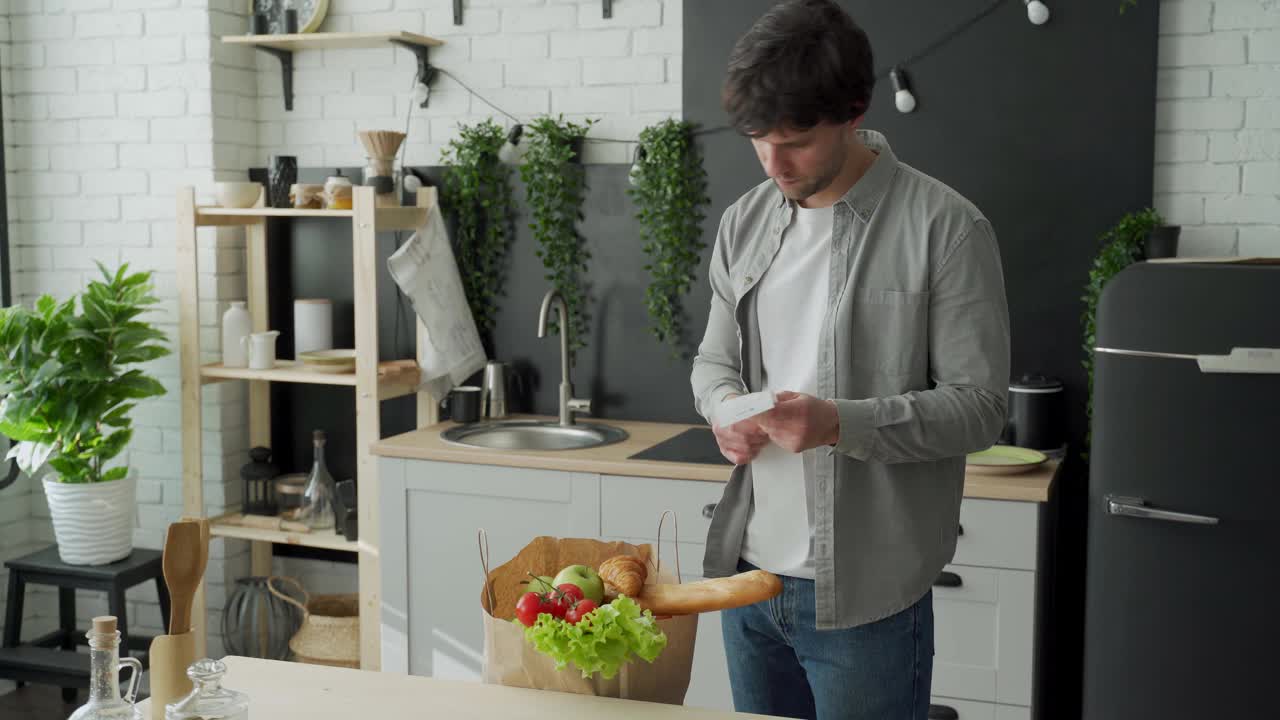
[481,361,510,419]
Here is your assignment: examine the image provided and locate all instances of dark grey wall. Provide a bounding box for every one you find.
[261,164,703,483]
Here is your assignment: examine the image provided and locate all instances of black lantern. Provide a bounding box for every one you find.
[241,446,279,516]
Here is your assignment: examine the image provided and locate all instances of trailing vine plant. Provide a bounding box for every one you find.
[520,115,595,355]
[440,119,515,336]
[1080,207,1162,454]
[627,120,710,357]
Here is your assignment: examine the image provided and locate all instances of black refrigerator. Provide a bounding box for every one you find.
[1083,261,1280,719]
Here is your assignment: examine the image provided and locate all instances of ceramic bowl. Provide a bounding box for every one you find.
[215,182,263,208]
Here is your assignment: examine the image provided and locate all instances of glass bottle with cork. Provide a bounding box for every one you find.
[69,616,143,720]
[296,429,336,530]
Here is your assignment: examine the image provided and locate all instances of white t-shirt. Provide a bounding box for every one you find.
[739,203,833,579]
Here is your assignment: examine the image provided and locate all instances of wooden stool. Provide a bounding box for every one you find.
[0,546,170,702]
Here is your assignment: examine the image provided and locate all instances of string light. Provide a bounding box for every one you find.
[890,68,916,114]
[497,124,524,164]
[1025,0,1050,25]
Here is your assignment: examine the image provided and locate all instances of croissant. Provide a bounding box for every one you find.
[598,554,647,597]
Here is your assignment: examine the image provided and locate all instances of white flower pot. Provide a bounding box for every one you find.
[43,472,136,565]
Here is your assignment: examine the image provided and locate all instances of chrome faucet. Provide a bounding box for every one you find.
[537,288,591,426]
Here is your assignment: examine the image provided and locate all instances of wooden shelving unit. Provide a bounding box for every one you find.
[177,186,438,671]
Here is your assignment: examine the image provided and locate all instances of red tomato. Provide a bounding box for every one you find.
[515,592,549,627]
[549,595,569,619]
[557,583,585,604]
[564,598,598,625]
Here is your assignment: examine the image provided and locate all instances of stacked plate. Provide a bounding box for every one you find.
[965,445,1049,475]
[297,349,355,374]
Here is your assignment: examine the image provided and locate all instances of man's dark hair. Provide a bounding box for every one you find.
[722,0,875,136]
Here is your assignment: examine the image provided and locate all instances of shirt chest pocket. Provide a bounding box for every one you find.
[849,288,930,376]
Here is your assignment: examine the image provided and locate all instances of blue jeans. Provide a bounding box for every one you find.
[721,562,934,719]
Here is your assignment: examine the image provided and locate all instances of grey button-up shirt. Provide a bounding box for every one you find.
[692,130,1010,629]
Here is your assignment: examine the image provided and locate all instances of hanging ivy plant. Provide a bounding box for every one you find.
[520,115,595,355]
[440,119,515,335]
[1080,207,1161,454]
[627,120,710,357]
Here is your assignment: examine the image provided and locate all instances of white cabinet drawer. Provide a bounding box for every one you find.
[954,499,1039,571]
[929,697,1030,720]
[600,475,724,544]
[932,565,1035,706]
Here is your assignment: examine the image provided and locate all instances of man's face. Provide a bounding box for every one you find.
[751,122,853,202]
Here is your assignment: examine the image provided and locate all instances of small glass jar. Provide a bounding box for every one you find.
[165,658,249,720]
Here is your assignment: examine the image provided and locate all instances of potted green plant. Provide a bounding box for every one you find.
[520,115,595,356]
[627,119,710,357]
[1081,208,1162,452]
[0,264,171,565]
[440,119,516,342]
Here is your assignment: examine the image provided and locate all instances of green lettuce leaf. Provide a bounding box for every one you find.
[519,595,668,679]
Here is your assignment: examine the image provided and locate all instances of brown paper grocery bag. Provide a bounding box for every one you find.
[479,535,698,705]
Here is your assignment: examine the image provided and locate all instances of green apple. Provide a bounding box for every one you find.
[552,565,604,603]
[526,575,556,594]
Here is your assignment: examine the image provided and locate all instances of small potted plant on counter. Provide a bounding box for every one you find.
[0,263,171,565]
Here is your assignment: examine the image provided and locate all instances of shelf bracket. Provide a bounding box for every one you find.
[454,0,463,25]
[254,46,294,111]
[603,0,612,19]
[389,39,438,109]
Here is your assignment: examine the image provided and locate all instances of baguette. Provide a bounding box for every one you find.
[635,570,782,616]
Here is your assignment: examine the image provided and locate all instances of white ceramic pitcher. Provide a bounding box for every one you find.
[242,330,280,370]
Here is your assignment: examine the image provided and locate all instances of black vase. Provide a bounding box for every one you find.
[1144,225,1181,259]
[221,577,303,660]
[268,155,296,208]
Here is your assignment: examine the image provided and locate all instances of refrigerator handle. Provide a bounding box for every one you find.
[1095,346,1280,374]
[1106,495,1219,525]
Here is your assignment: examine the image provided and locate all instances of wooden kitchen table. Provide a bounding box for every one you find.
[137,656,782,719]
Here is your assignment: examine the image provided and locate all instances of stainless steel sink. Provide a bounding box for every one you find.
[440,419,629,451]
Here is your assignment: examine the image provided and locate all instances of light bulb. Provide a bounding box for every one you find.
[890,68,916,114]
[1025,0,1050,25]
[412,82,430,105]
[628,145,647,187]
[497,124,524,164]
[403,173,423,194]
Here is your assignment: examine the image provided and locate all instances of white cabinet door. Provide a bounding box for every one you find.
[685,608,734,712]
[382,459,599,680]
[931,564,1036,706]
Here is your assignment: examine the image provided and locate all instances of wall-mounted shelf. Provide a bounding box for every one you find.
[222,31,443,111]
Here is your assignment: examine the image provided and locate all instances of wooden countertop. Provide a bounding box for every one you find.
[138,656,780,719]
[374,417,1057,503]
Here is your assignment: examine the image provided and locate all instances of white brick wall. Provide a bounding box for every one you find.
[254,0,683,167]
[1156,0,1280,256]
[1,0,253,661]
[1,0,682,672]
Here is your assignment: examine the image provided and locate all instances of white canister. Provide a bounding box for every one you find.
[221,301,251,368]
[243,330,280,370]
[294,299,333,356]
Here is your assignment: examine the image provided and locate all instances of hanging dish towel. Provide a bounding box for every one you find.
[387,202,487,399]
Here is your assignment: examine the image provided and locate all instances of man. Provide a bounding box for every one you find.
[690,2,1011,718]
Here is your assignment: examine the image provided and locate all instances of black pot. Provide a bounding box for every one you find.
[1144,225,1181,259]
[1001,374,1066,451]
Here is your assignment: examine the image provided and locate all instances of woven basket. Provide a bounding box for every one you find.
[267,576,360,669]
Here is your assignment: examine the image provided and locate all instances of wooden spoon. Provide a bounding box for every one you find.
[163,521,203,635]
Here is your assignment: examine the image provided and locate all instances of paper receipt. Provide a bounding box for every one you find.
[717,391,776,428]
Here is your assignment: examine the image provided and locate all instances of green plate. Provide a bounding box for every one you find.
[966,445,1048,475]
